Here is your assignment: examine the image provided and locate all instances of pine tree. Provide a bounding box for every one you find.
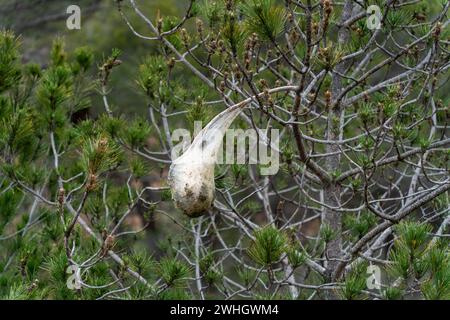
[0,0,449,300]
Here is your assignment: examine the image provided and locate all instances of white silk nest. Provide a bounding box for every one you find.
[168,104,243,217]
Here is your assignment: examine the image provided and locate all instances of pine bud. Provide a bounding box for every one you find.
[58,187,65,205]
[325,90,332,105]
[364,93,370,102]
[196,19,203,37]
[323,0,333,15]
[259,78,268,89]
[87,173,98,191]
[217,39,224,52]
[27,279,39,293]
[289,30,299,43]
[225,0,233,11]
[267,96,274,107]
[434,22,442,39]
[102,234,115,255]
[312,22,319,35]
[167,57,175,69]
[287,13,294,24]
[98,137,108,153]
[209,40,217,53]
[181,28,190,47]
[157,18,163,33]
[245,58,251,70]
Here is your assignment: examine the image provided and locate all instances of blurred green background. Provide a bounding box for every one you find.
[0,0,188,117]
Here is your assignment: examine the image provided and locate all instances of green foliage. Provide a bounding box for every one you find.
[242,199,262,214]
[161,189,172,201]
[72,46,94,73]
[156,257,191,288]
[80,136,121,175]
[98,114,125,138]
[421,265,450,300]
[36,66,72,110]
[237,266,257,288]
[385,221,450,299]
[286,245,306,268]
[358,102,376,123]
[214,166,233,190]
[222,18,247,54]
[121,117,152,149]
[199,252,222,285]
[0,189,20,232]
[344,212,377,240]
[319,223,336,243]
[198,0,226,28]
[0,30,21,93]
[395,221,432,252]
[186,96,210,132]
[421,245,450,299]
[315,43,345,70]
[24,63,42,79]
[248,226,288,266]
[158,288,190,300]
[129,156,148,178]
[241,0,285,41]
[0,106,35,156]
[1,281,46,300]
[340,262,368,300]
[386,10,412,30]
[230,163,248,180]
[0,0,449,300]
[41,250,76,299]
[382,287,403,300]
[162,17,183,50]
[50,38,67,67]
[137,55,167,96]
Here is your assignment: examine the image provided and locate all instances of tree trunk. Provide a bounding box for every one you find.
[322,0,354,298]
